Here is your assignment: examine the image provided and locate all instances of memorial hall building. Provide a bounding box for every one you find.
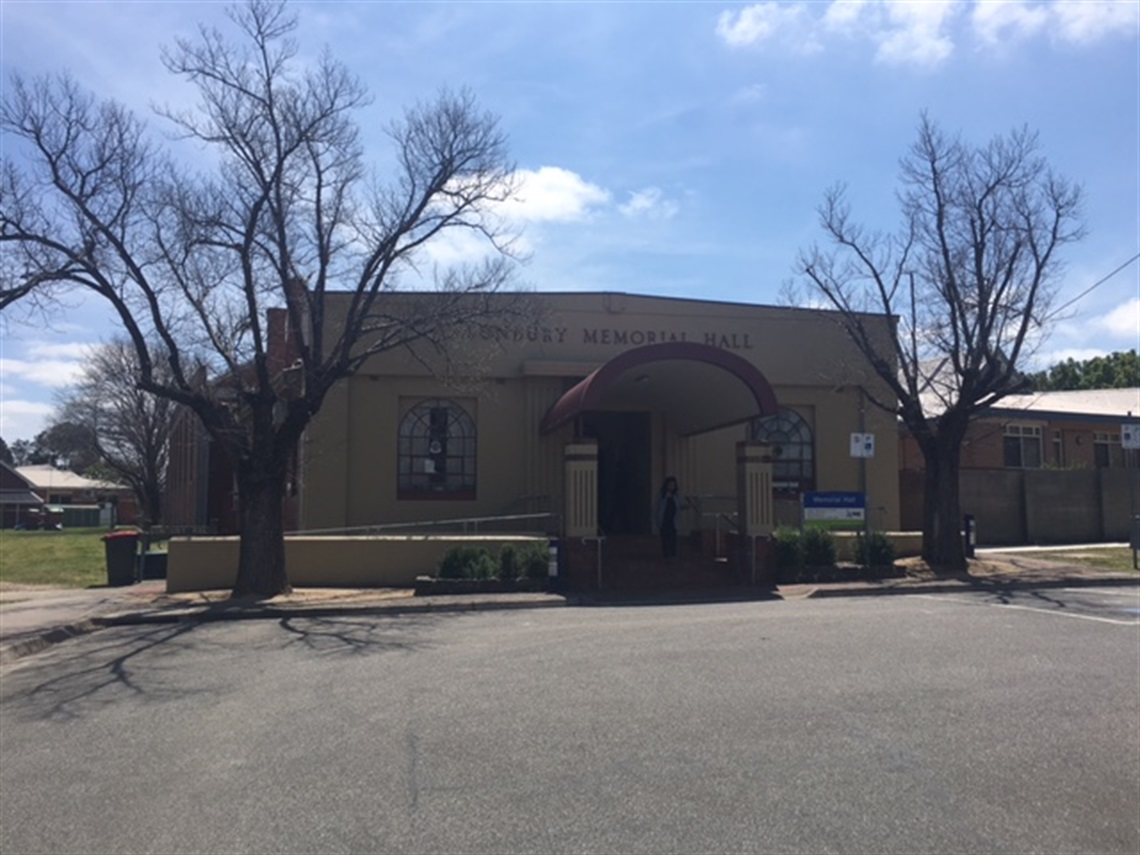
[167,292,901,591]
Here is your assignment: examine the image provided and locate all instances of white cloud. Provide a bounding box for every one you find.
[1052,0,1139,44]
[0,399,54,442]
[619,187,680,220]
[0,358,85,388]
[718,0,1133,69]
[22,341,97,361]
[499,167,611,224]
[729,83,769,105]
[874,1,959,67]
[715,3,823,54]
[823,0,870,32]
[417,166,611,270]
[972,0,1049,45]
[1093,297,1140,339]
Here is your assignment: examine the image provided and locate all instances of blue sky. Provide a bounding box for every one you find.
[1,0,1137,442]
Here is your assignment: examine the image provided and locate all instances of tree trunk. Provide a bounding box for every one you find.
[232,459,291,598]
[142,478,163,529]
[920,433,967,572]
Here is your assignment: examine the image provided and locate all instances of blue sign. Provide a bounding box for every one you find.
[803,491,865,509]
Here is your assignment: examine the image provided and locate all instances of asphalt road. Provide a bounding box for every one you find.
[2,587,1138,854]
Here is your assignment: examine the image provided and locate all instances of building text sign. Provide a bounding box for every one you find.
[803,491,866,530]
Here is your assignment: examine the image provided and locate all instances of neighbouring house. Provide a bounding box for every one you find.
[900,388,1140,545]
[1,461,44,528]
[15,465,138,526]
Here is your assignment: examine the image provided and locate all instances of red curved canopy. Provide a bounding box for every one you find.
[540,341,779,436]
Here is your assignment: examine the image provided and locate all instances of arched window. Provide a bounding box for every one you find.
[751,408,814,493]
[398,399,476,499]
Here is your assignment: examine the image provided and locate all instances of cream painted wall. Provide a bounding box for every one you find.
[299,293,901,534]
[167,534,549,592]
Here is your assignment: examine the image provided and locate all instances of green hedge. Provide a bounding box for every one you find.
[438,542,549,580]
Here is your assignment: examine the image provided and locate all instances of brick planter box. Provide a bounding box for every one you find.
[777,563,905,584]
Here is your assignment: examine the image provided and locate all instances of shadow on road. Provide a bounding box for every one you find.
[1,613,443,721]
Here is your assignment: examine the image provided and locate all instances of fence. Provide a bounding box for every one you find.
[900,467,1138,545]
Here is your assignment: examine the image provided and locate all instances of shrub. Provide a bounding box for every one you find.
[854,531,895,568]
[438,545,492,580]
[801,526,837,567]
[519,542,550,580]
[498,544,520,581]
[471,550,497,581]
[772,527,803,568]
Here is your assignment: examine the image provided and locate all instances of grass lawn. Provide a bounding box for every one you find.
[1011,547,1139,574]
[0,527,139,588]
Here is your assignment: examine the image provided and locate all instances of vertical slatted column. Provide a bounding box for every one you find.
[736,441,773,535]
[564,441,599,538]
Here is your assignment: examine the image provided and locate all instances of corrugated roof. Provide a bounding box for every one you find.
[14,465,126,492]
[985,388,1140,418]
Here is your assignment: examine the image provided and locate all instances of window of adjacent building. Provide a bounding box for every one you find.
[1052,430,1064,467]
[1093,432,1123,469]
[750,408,814,493]
[398,399,476,499]
[1003,424,1042,468]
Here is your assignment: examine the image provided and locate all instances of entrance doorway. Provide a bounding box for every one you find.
[580,411,651,535]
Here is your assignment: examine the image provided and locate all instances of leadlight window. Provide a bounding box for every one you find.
[1003,424,1042,469]
[750,408,814,493]
[398,399,476,499]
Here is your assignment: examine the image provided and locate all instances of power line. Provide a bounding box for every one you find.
[1047,252,1140,320]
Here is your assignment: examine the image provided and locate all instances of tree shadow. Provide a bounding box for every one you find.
[4,621,206,722]
[275,613,439,656]
[2,612,443,721]
[975,581,1071,610]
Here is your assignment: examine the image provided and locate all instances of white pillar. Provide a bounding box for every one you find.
[564,441,598,538]
[736,441,774,536]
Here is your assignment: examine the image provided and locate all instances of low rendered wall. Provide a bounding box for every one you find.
[167,534,549,593]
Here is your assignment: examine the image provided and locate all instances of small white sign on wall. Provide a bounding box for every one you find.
[1123,423,1140,450]
[850,432,876,458]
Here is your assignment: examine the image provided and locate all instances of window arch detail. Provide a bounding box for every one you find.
[750,407,814,493]
[398,399,476,499]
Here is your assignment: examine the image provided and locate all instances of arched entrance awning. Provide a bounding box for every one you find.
[540,342,779,437]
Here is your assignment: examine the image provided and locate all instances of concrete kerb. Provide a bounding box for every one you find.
[0,621,102,666]
[784,573,1140,600]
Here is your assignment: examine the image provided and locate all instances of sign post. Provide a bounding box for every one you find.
[1124,417,1139,569]
[850,429,876,569]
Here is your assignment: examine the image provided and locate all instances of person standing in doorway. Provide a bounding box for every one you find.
[654,476,686,559]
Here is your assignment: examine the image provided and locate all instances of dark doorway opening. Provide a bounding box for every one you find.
[580,411,652,535]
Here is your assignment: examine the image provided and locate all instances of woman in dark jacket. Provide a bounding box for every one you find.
[654,476,686,559]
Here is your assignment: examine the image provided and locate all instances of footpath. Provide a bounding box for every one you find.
[2,547,1137,666]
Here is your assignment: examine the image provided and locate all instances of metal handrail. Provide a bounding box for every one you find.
[288,512,558,537]
[582,531,606,590]
[699,510,739,560]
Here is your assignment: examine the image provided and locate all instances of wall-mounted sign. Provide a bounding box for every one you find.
[1122,423,1140,450]
[849,433,876,458]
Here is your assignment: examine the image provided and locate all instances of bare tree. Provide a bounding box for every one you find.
[55,340,173,528]
[1,0,527,595]
[796,115,1083,570]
